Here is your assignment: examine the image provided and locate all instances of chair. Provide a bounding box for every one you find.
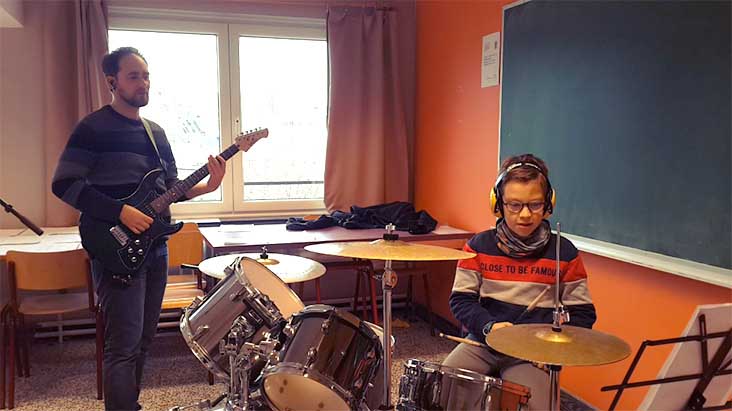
[160,222,213,384]
[1,249,102,409]
[161,222,205,310]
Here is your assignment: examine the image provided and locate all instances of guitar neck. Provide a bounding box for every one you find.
[149,143,239,213]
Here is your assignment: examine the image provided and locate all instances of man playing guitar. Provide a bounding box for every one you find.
[52,47,226,411]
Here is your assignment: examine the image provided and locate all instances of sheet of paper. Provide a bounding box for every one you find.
[481,32,500,88]
[47,234,82,243]
[0,229,26,237]
[220,224,255,233]
[0,236,41,245]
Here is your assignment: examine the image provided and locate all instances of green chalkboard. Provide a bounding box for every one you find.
[500,1,731,269]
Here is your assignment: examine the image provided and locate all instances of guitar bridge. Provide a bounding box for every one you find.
[109,226,130,246]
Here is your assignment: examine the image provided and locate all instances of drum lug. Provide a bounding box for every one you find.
[321,319,331,332]
[282,323,295,339]
[192,325,209,339]
[306,347,317,365]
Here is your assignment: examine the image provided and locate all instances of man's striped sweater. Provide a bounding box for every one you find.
[52,105,180,224]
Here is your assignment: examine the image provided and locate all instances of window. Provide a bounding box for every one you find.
[108,12,327,218]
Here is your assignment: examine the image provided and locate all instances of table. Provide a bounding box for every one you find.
[199,224,474,257]
[0,227,81,258]
[198,223,474,322]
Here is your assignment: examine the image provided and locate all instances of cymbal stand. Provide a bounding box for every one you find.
[377,224,399,410]
[548,222,570,411]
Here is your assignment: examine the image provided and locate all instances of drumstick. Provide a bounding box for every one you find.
[438,333,487,348]
[514,285,551,323]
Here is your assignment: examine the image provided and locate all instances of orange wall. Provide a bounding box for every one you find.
[415,1,731,409]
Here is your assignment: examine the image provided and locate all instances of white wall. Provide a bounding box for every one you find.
[0,9,46,230]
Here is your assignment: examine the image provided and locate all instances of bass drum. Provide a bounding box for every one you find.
[397,359,530,411]
[262,305,383,411]
[180,256,304,378]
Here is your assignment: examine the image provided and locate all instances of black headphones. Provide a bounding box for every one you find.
[489,161,555,218]
[108,78,116,92]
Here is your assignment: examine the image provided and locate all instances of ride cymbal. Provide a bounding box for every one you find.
[305,239,476,261]
[485,324,631,366]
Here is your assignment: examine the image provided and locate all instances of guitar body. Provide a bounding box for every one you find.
[79,169,184,275]
[78,127,269,276]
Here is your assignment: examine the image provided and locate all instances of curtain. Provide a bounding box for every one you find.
[324,4,415,212]
[43,0,110,226]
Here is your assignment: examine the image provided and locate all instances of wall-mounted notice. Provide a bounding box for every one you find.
[481,32,500,88]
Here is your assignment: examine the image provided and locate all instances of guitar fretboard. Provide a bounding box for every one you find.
[149,143,240,213]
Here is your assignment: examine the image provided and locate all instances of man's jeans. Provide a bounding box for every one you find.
[92,244,168,411]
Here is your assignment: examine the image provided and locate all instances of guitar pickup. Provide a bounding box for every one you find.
[109,226,130,246]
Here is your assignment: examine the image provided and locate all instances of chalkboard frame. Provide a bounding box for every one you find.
[498,0,732,285]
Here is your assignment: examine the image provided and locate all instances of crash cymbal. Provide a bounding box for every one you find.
[305,239,476,261]
[198,253,326,283]
[485,324,631,366]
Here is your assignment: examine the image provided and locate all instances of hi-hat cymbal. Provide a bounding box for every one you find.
[305,239,476,261]
[485,324,631,366]
[198,253,326,283]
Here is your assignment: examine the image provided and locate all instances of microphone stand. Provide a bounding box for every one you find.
[0,197,43,235]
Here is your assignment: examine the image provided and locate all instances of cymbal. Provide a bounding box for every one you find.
[198,253,326,283]
[485,324,631,366]
[305,239,476,261]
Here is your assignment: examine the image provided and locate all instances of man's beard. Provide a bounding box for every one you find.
[120,92,149,108]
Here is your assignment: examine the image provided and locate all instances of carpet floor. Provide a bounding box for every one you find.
[3,317,593,411]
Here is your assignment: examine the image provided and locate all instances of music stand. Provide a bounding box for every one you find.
[602,303,732,410]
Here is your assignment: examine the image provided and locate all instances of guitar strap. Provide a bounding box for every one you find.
[141,118,165,170]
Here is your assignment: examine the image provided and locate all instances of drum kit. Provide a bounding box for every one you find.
[172,224,631,411]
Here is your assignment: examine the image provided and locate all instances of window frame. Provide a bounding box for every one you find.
[108,8,328,220]
[228,22,328,215]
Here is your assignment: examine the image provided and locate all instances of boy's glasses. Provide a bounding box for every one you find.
[503,201,545,214]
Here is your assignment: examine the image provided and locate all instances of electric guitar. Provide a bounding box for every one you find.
[79,128,268,275]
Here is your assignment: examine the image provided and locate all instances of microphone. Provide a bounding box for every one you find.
[0,197,43,236]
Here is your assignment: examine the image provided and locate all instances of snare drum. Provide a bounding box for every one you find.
[180,256,304,378]
[262,305,383,411]
[397,359,530,411]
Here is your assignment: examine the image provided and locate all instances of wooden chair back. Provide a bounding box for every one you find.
[167,222,204,269]
[6,249,90,291]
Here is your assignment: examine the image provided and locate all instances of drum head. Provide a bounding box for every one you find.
[264,373,349,411]
[236,257,304,317]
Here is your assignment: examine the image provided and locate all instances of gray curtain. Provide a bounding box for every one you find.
[324,4,415,212]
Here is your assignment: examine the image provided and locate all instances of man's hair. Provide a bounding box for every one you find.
[101,47,147,77]
[499,153,550,195]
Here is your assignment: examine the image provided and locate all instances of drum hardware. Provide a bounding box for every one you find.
[486,222,631,411]
[168,394,226,411]
[305,225,476,409]
[192,324,210,340]
[221,317,281,411]
[181,256,304,379]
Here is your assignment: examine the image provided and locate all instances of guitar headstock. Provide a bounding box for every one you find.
[235,128,269,152]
